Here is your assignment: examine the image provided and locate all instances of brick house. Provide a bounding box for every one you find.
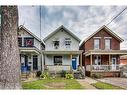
[80,25,127,77]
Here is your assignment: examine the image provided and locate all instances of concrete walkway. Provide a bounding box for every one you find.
[77,77,98,89]
[97,78,127,89]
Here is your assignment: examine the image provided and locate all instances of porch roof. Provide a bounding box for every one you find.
[19,47,41,54]
[84,50,127,56]
[43,50,83,55]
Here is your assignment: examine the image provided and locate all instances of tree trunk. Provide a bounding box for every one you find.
[0,6,21,89]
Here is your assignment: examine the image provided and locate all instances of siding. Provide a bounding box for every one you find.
[45,29,79,51]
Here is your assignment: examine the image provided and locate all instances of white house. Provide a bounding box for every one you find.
[18,25,45,72]
[43,25,83,72]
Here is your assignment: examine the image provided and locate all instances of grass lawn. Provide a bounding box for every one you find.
[92,82,124,89]
[22,78,84,89]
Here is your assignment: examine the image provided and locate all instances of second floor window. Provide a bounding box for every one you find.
[105,39,111,50]
[53,41,59,49]
[24,38,34,47]
[94,39,100,49]
[18,38,22,47]
[65,38,71,48]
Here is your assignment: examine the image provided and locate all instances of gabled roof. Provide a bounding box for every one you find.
[18,25,45,45]
[80,25,124,47]
[43,25,81,42]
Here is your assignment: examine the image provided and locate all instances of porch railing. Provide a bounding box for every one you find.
[86,65,120,71]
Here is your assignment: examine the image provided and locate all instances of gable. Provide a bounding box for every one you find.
[80,25,124,47]
[43,25,81,42]
[18,25,45,46]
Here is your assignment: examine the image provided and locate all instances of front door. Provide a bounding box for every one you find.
[112,57,116,70]
[33,55,38,70]
[72,58,77,70]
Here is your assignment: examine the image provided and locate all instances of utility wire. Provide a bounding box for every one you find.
[106,7,127,26]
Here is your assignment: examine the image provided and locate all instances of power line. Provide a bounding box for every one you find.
[106,7,127,26]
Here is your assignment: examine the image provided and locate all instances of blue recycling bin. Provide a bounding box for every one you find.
[21,66,27,72]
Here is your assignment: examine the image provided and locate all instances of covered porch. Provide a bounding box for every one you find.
[43,50,83,72]
[19,47,42,73]
[84,50,127,76]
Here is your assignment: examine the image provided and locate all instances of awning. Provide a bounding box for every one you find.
[84,50,127,56]
[19,47,41,54]
[43,50,83,55]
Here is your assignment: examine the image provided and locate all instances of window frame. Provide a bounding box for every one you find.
[65,38,71,48]
[105,39,111,50]
[53,40,59,49]
[54,56,62,65]
[94,39,100,50]
[24,37,34,47]
[18,37,22,47]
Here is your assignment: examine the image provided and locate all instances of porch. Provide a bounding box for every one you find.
[84,50,127,77]
[43,50,83,71]
[19,47,42,73]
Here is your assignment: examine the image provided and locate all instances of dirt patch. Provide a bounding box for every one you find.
[43,82,66,89]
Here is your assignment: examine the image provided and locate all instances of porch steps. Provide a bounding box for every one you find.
[21,73,29,81]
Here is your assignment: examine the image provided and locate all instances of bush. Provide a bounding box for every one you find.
[65,73,74,79]
[40,71,50,79]
[36,71,42,77]
[60,70,67,78]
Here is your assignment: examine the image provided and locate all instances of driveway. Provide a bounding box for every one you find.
[97,78,127,89]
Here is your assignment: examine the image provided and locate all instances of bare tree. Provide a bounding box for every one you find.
[0,6,21,89]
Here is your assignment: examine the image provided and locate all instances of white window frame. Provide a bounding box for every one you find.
[65,38,71,48]
[54,56,62,65]
[105,39,111,50]
[94,39,100,50]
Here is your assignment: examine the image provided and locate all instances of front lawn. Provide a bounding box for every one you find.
[22,78,84,89]
[92,82,124,89]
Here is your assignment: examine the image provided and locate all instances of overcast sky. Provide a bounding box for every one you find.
[18,6,127,49]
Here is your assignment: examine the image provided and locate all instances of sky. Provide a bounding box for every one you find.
[18,6,127,49]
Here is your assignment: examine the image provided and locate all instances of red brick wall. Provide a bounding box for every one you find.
[85,29,120,51]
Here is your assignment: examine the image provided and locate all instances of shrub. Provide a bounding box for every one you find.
[65,73,74,79]
[40,71,50,79]
[60,70,67,78]
[36,71,42,77]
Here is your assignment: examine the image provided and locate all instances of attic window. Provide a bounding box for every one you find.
[53,41,59,49]
[65,38,71,48]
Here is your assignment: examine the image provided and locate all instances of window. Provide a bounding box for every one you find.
[94,39,100,49]
[65,38,71,48]
[54,56,62,65]
[105,39,111,49]
[18,37,22,47]
[24,38,34,47]
[53,41,59,49]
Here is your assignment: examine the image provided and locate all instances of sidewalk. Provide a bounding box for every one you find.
[77,77,98,89]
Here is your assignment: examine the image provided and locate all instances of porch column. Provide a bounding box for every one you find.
[31,55,33,71]
[80,54,82,67]
[70,54,72,70]
[109,54,111,65]
[90,54,92,76]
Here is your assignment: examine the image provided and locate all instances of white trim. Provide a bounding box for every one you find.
[104,37,112,39]
[93,37,101,39]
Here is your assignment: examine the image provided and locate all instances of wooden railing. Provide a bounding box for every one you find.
[86,65,120,71]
